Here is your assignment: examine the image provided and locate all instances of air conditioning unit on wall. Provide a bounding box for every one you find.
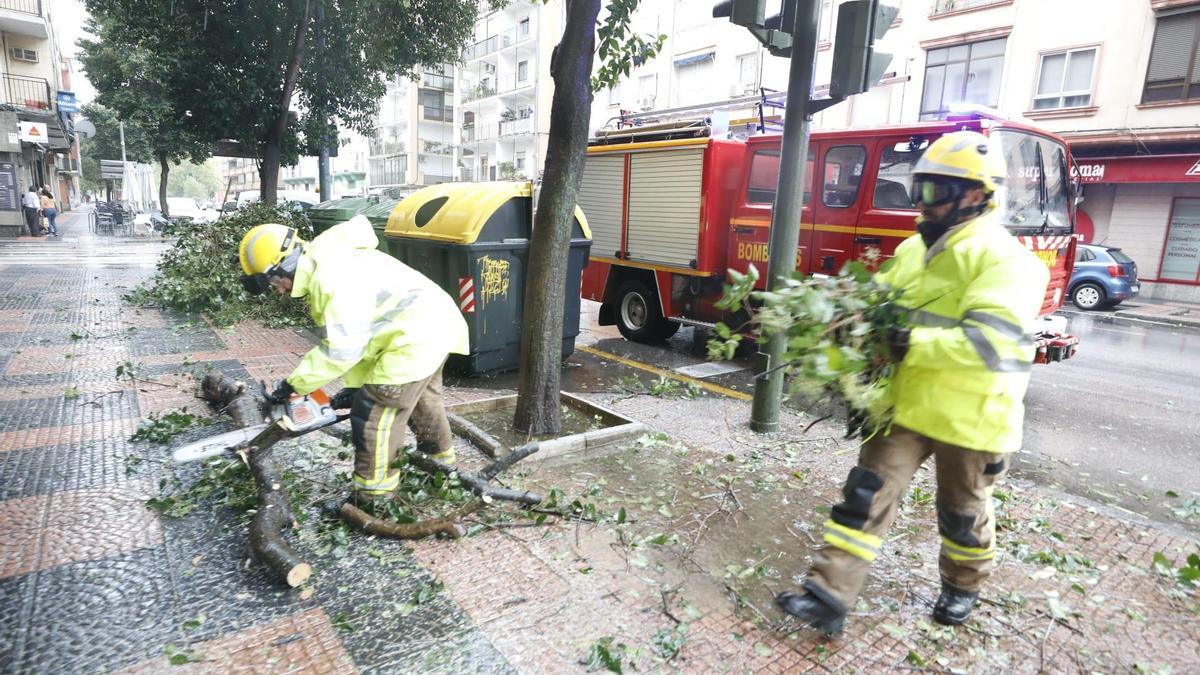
[639,96,655,111]
[10,48,37,63]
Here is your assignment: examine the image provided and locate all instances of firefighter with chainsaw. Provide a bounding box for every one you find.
[238,214,469,498]
[776,131,1050,633]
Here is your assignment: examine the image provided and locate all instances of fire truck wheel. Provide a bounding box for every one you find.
[615,280,678,342]
[1071,282,1106,311]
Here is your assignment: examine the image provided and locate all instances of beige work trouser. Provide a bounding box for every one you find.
[349,361,453,495]
[805,425,1008,612]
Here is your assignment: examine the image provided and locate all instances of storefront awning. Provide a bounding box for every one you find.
[1073,154,1200,184]
[673,51,715,67]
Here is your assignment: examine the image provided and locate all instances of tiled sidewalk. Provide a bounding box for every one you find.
[1,212,1197,673]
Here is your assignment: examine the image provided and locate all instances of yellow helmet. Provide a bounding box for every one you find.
[238,223,300,276]
[913,130,1006,195]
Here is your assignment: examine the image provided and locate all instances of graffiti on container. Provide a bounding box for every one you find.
[478,255,511,307]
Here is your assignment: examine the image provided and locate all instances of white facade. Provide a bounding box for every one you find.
[368,64,459,190]
[459,0,561,182]
[593,0,1200,301]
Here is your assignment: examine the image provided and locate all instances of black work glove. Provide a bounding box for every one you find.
[330,387,359,410]
[266,379,295,404]
[886,327,911,361]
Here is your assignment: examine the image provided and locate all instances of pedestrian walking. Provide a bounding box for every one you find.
[39,188,58,237]
[776,131,1050,633]
[237,215,469,501]
[21,186,40,237]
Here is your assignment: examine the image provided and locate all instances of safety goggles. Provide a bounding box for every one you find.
[909,176,967,207]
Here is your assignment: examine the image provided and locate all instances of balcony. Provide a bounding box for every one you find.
[368,137,405,157]
[461,124,497,144]
[462,21,533,61]
[499,117,534,137]
[463,82,498,102]
[0,74,50,111]
[421,140,454,156]
[422,72,454,90]
[496,74,534,95]
[420,105,454,122]
[0,0,47,38]
[930,0,1011,17]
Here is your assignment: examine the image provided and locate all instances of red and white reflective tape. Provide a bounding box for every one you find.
[458,277,476,314]
[1017,235,1075,251]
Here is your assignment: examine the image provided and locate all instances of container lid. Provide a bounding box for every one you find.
[384,182,590,244]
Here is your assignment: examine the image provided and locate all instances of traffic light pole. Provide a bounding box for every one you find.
[749,0,823,433]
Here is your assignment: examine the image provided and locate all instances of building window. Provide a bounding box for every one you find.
[519,17,530,37]
[1160,198,1200,283]
[1034,47,1097,110]
[920,37,1007,120]
[637,74,657,108]
[518,60,529,83]
[674,51,716,106]
[515,151,526,171]
[1143,10,1200,103]
[736,52,759,95]
[608,83,621,107]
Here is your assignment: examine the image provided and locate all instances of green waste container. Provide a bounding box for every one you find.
[307,195,399,252]
[384,182,591,376]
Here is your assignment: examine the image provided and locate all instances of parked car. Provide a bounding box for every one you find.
[166,197,218,225]
[1069,243,1140,310]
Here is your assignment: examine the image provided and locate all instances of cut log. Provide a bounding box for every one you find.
[201,372,309,587]
[447,412,504,459]
[407,451,543,506]
[340,500,483,540]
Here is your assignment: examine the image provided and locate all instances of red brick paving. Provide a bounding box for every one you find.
[0,418,138,453]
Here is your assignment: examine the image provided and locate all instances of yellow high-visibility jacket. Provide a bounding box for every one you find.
[286,216,469,394]
[876,208,1049,453]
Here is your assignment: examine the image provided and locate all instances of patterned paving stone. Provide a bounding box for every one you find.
[0,392,138,434]
[0,495,47,579]
[0,418,138,454]
[120,608,357,674]
[126,325,228,358]
[0,380,133,403]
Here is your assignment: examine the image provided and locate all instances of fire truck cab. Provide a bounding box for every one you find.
[578,110,1080,364]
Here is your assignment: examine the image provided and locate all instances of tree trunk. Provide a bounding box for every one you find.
[259,0,314,205]
[157,152,170,217]
[512,0,600,435]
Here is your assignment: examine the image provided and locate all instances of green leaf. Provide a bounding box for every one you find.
[905,650,926,667]
[616,507,626,524]
[1152,551,1174,576]
[753,642,774,658]
[1165,490,1179,498]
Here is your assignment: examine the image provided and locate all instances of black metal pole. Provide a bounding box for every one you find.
[750,0,822,433]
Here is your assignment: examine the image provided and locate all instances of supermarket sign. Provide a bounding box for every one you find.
[1071,155,1200,184]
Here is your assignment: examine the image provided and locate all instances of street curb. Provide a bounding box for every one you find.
[1058,308,1200,331]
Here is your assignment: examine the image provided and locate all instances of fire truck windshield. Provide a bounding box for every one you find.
[988,129,1072,234]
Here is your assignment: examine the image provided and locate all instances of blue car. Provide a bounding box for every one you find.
[1069,244,1140,310]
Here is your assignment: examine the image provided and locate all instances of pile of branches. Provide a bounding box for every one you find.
[126,203,313,327]
[708,262,906,439]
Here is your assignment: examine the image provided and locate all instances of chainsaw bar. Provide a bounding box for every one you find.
[172,425,270,463]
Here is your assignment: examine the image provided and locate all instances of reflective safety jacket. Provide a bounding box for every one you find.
[286,216,469,394]
[875,209,1049,454]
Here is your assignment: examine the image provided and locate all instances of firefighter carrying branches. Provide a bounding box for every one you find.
[777,131,1050,633]
[238,215,469,499]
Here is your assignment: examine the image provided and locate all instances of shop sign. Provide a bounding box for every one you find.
[18,122,47,144]
[1072,155,1200,184]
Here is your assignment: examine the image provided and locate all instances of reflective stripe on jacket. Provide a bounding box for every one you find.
[287,216,469,394]
[875,209,1049,453]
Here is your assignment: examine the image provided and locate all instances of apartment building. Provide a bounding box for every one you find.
[458,0,561,182]
[594,0,1200,302]
[217,158,260,201]
[367,63,461,190]
[0,0,74,236]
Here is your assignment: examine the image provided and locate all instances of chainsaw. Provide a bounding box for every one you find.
[172,388,346,463]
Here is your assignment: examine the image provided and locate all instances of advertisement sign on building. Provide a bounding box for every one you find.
[18,122,48,144]
[1161,199,1200,283]
[56,91,78,114]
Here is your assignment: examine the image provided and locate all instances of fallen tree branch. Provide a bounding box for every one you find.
[340,500,482,540]
[447,412,504,459]
[407,451,543,506]
[478,442,540,481]
[202,372,309,587]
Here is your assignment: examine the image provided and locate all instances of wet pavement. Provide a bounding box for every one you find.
[0,212,1197,673]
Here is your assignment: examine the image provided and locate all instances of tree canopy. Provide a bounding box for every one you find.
[80,0,481,203]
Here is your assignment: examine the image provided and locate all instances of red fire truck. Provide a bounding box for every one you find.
[578,109,1080,364]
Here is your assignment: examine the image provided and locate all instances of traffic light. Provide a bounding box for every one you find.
[829,0,899,99]
[713,0,795,56]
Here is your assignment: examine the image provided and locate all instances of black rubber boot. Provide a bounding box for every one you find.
[932,584,979,625]
[775,591,846,635]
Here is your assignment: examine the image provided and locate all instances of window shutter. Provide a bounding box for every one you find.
[1147,14,1198,82]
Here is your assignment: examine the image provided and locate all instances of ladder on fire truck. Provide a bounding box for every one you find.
[592,88,787,145]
